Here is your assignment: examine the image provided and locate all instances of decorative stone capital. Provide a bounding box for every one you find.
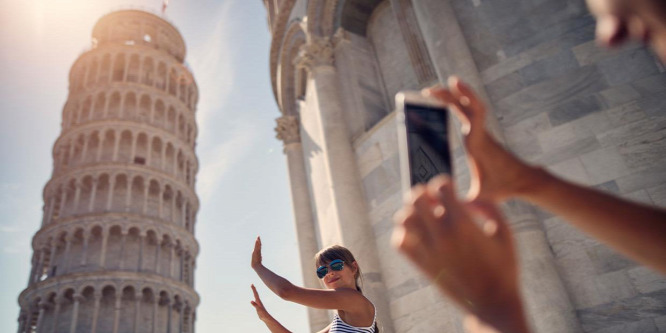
[275,116,300,145]
[294,37,334,70]
[73,294,85,303]
[332,27,350,46]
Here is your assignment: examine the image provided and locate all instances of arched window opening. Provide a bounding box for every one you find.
[134,133,148,165]
[127,54,140,83]
[168,69,178,96]
[100,130,115,162]
[99,54,111,83]
[139,95,151,122]
[112,54,126,82]
[87,57,99,87]
[123,93,137,120]
[142,57,154,86]
[108,91,121,118]
[93,93,106,120]
[157,62,167,90]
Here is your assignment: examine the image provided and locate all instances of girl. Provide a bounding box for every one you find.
[250,236,377,332]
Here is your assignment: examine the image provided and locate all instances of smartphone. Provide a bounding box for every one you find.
[396,91,452,193]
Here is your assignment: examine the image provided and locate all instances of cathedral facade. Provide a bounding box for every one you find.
[17,10,200,332]
[264,0,666,332]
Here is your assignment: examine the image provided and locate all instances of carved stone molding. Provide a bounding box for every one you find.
[294,37,335,70]
[275,115,301,145]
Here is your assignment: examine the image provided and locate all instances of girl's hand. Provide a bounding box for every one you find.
[251,236,263,269]
[251,284,271,322]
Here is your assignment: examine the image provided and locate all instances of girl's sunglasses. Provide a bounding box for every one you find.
[316,259,344,279]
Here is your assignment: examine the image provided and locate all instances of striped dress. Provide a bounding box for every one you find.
[329,311,376,333]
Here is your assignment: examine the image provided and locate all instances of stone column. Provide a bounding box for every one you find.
[88,179,98,212]
[27,253,37,285]
[138,232,146,272]
[106,178,116,210]
[168,244,175,279]
[155,239,162,274]
[17,310,26,333]
[112,294,122,333]
[34,248,46,283]
[99,228,109,268]
[295,36,394,333]
[81,230,90,266]
[80,137,89,163]
[119,230,128,270]
[274,114,329,329]
[133,292,142,333]
[51,297,62,333]
[63,235,73,274]
[45,198,56,225]
[69,294,84,333]
[91,291,102,333]
[35,301,48,332]
[46,241,58,277]
[408,3,580,332]
[165,299,173,333]
[72,181,82,214]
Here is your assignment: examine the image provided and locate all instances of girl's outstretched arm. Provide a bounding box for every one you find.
[251,284,292,333]
[251,237,369,313]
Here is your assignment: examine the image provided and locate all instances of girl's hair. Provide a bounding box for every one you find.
[314,245,380,332]
[314,245,363,292]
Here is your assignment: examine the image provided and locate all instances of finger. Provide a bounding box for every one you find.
[427,86,472,134]
[251,284,263,304]
[449,77,486,122]
[431,175,480,234]
[467,200,513,244]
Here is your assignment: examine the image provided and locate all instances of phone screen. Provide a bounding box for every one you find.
[404,103,452,186]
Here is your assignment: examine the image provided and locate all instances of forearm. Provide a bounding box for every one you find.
[260,313,292,333]
[519,168,666,273]
[253,264,295,299]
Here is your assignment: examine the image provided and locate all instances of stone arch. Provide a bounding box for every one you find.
[106,225,123,270]
[107,90,121,119]
[98,285,117,330]
[118,285,136,332]
[178,113,186,140]
[63,178,77,218]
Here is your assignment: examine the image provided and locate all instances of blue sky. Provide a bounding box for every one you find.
[0,0,308,331]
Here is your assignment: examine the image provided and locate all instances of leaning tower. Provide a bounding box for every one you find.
[17,10,199,333]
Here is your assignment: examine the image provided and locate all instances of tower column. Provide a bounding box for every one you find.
[88,179,98,212]
[51,296,62,333]
[119,230,128,270]
[69,293,84,333]
[274,114,329,329]
[295,36,394,332]
[81,229,90,266]
[63,235,73,274]
[99,228,109,268]
[112,293,122,333]
[138,232,146,272]
[133,292,142,333]
[35,301,48,332]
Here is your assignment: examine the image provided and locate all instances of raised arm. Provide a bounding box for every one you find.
[251,237,368,312]
[428,77,666,274]
[251,284,292,333]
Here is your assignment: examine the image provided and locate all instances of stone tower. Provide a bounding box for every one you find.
[17,10,199,333]
[265,0,666,332]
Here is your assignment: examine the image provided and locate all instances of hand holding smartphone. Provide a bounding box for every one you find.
[396,91,452,193]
